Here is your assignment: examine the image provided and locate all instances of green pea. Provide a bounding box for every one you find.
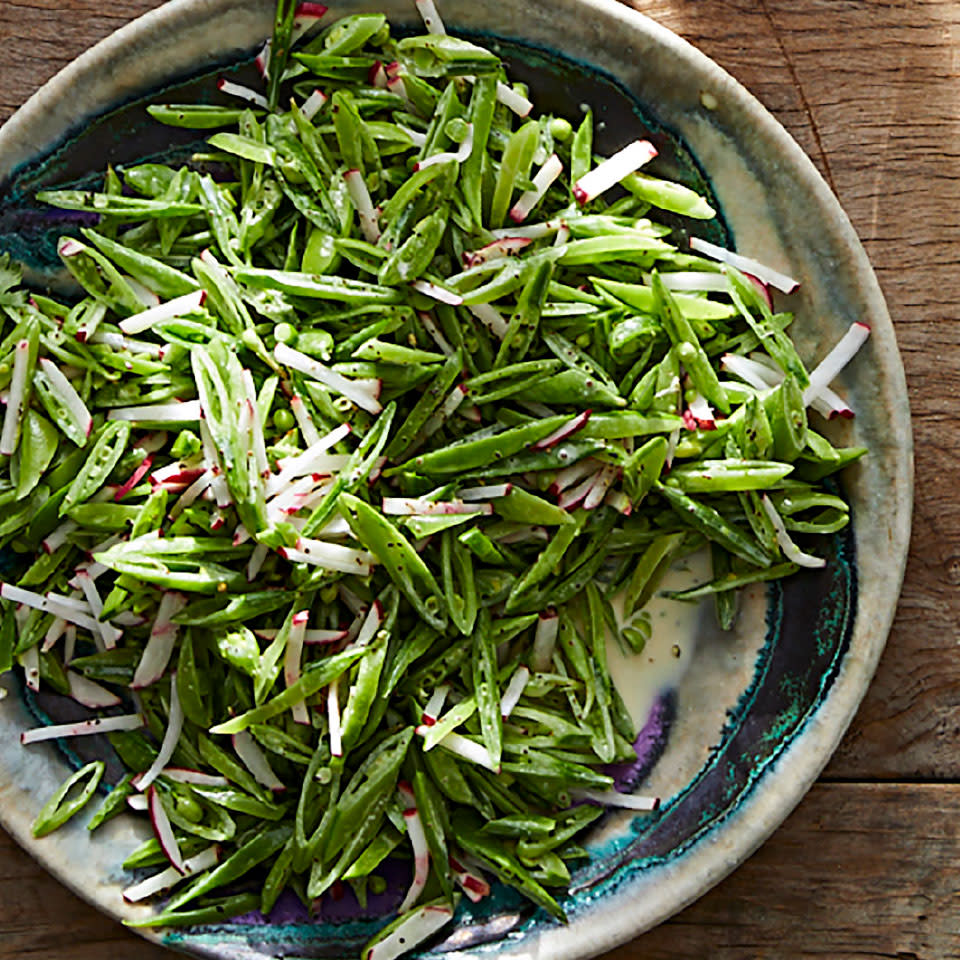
[273,322,297,344]
[273,408,295,431]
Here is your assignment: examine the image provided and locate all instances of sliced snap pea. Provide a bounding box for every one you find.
[32,761,105,837]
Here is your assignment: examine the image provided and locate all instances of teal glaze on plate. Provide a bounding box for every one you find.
[0,2,911,959]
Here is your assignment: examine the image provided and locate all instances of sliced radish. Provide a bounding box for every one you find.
[657,270,729,293]
[132,592,188,689]
[168,470,213,521]
[273,423,351,482]
[397,122,427,148]
[689,237,799,294]
[37,358,93,440]
[126,277,160,308]
[281,538,374,575]
[450,856,490,902]
[217,77,269,109]
[0,340,30,456]
[344,169,381,243]
[66,670,121,709]
[416,311,454,356]
[550,458,597,496]
[90,330,165,357]
[119,290,205,335]
[161,768,229,787]
[137,678,185,792]
[123,845,220,903]
[414,0,445,34]
[459,483,511,501]
[20,713,143,745]
[148,785,185,874]
[63,625,76,664]
[583,464,617,510]
[802,322,870,405]
[43,519,78,554]
[760,494,827,569]
[557,468,600,510]
[114,453,154,502]
[1,584,121,645]
[386,75,414,112]
[41,616,67,653]
[415,124,474,171]
[462,237,532,268]
[499,665,530,719]
[241,368,269,478]
[687,392,716,430]
[285,610,310,725]
[421,684,449,726]
[382,497,492,516]
[350,600,383,651]
[291,1,328,42]
[573,140,658,204]
[510,153,563,223]
[233,730,286,792]
[530,611,559,671]
[495,81,533,118]
[720,353,778,391]
[604,489,633,516]
[21,645,40,692]
[532,410,591,450]
[328,679,343,758]
[398,801,430,913]
[490,218,563,241]
[571,788,660,811]
[363,901,455,960]
[466,302,508,338]
[74,300,107,343]
[410,279,463,306]
[108,400,202,422]
[665,425,681,469]
[421,730,498,772]
[275,343,382,415]
[301,87,328,120]
[246,543,269,582]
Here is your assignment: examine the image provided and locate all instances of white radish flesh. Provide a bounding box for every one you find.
[689,237,799,294]
[573,140,658,204]
[20,713,143,745]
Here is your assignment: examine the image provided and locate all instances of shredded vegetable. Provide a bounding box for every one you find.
[0,1,869,956]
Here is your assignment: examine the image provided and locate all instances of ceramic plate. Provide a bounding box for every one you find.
[0,1,911,958]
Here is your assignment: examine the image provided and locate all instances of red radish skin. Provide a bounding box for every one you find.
[148,785,186,874]
[532,409,591,450]
[114,454,154,501]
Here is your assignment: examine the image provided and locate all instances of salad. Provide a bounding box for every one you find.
[0,0,869,957]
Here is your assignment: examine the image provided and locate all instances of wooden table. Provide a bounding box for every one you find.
[0,1,954,957]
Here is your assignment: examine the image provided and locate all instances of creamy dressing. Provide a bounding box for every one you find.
[606,549,712,731]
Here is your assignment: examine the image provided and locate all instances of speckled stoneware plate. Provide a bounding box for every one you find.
[0,1,911,958]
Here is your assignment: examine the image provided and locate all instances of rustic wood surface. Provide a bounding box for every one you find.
[0,0,955,957]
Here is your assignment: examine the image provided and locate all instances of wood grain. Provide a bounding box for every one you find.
[1,0,958,957]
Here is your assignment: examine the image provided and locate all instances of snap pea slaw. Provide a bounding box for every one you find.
[0,0,869,956]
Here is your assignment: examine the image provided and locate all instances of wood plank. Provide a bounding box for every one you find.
[3,783,958,959]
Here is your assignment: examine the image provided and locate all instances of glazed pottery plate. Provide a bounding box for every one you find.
[0,1,911,958]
